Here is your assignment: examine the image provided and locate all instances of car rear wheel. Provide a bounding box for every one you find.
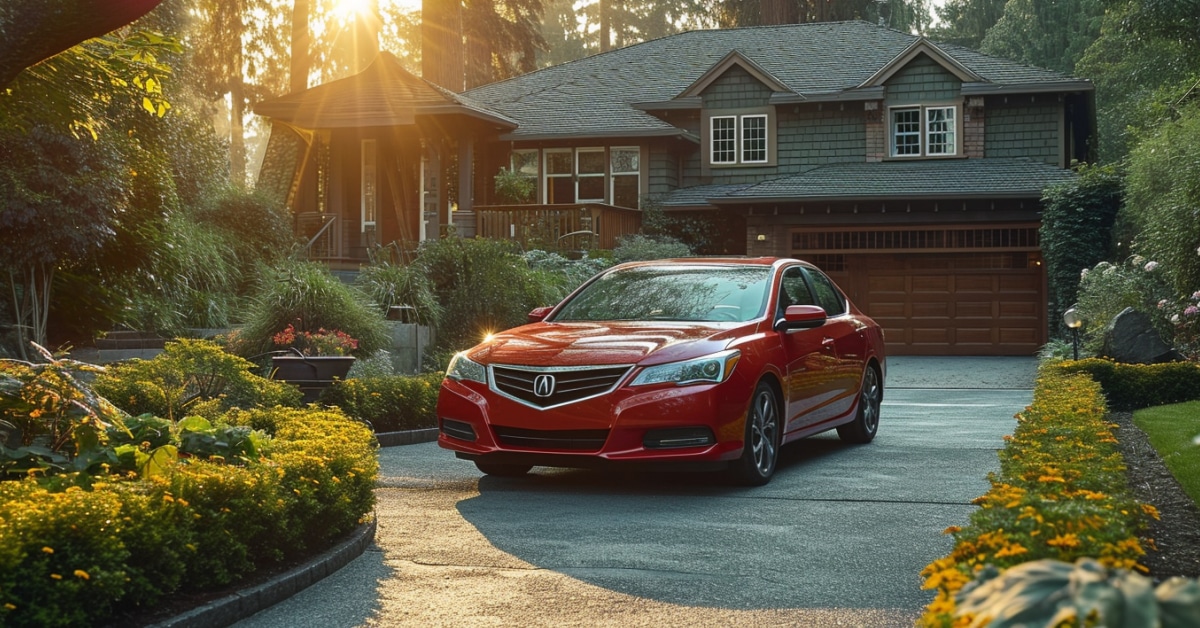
[475,461,533,477]
[837,365,881,444]
[731,382,781,486]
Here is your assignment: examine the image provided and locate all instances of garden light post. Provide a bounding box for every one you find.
[1063,307,1083,360]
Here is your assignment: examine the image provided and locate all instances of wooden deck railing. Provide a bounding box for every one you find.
[474,203,642,251]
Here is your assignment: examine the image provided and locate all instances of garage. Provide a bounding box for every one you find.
[794,225,1046,357]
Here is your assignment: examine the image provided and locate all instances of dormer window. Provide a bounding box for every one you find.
[707,111,774,167]
[890,105,958,158]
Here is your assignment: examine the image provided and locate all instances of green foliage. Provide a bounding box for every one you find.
[979,0,1102,74]
[928,0,1008,49]
[1051,358,1200,411]
[320,373,443,432]
[0,483,130,627]
[93,339,302,421]
[233,260,390,360]
[413,237,561,352]
[0,346,128,479]
[0,402,378,626]
[612,233,693,263]
[954,558,1200,627]
[493,167,535,204]
[1124,103,1200,297]
[1039,165,1123,339]
[522,249,612,301]
[641,203,742,255]
[1073,256,1176,354]
[194,187,298,288]
[919,369,1155,625]
[1134,400,1200,506]
[354,261,443,327]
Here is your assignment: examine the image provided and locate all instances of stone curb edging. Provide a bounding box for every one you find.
[375,427,439,447]
[151,517,377,628]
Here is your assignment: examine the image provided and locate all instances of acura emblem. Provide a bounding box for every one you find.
[533,374,556,398]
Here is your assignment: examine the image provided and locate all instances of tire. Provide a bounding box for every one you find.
[837,364,882,444]
[474,460,533,477]
[731,382,781,486]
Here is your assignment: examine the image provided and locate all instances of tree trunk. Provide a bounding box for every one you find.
[599,0,610,52]
[762,0,798,25]
[421,0,464,91]
[230,77,247,188]
[290,0,310,93]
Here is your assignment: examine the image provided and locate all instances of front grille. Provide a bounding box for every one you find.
[493,426,609,451]
[491,364,632,409]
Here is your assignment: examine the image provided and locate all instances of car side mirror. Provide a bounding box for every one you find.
[527,306,555,323]
[774,305,827,331]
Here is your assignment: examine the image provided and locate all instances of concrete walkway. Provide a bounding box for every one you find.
[203,356,1037,628]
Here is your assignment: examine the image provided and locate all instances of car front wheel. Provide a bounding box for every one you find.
[837,365,881,444]
[731,382,781,486]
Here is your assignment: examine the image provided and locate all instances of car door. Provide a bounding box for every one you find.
[802,267,867,420]
[775,265,836,433]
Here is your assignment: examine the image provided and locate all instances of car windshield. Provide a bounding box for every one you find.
[552,265,771,323]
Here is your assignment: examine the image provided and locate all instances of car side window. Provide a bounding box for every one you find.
[804,268,847,317]
[777,266,815,317]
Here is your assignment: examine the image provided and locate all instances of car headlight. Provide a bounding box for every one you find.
[446,352,487,384]
[630,350,741,386]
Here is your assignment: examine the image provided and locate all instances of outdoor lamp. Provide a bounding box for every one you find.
[1063,307,1083,360]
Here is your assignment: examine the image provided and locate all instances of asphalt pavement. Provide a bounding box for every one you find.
[223,356,1036,628]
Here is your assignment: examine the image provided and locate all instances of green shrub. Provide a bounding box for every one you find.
[0,483,130,627]
[413,237,560,351]
[93,338,302,421]
[1074,256,1176,354]
[320,373,442,432]
[1051,358,1200,411]
[354,261,442,327]
[233,260,390,360]
[522,249,611,300]
[611,233,692,263]
[194,187,297,289]
[1039,164,1123,340]
[225,406,378,547]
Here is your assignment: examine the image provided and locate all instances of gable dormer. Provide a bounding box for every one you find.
[862,40,985,161]
[681,51,792,172]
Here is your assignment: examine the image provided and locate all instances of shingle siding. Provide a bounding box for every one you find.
[702,66,773,109]
[985,100,1062,165]
[884,55,961,104]
[776,105,866,169]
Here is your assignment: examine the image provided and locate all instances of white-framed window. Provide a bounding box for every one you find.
[361,139,377,232]
[610,147,639,209]
[709,113,771,166]
[711,116,737,164]
[741,114,768,163]
[890,105,958,158]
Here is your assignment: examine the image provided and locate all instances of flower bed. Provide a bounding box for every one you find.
[319,372,442,432]
[918,368,1157,626]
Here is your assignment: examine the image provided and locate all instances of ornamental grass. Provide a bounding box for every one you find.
[919,369,1157,627]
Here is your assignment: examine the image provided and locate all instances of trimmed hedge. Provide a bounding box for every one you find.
[919,368,1155,626]
[0,406,376,627]
[319,373,442,432]
[1050,358,1200,411]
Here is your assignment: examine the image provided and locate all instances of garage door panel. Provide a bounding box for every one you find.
[848,253,1044,356]
[954,275,995,292]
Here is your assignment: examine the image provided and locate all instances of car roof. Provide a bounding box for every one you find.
[613,257,815,270]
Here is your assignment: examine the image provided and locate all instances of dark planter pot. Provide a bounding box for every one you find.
[270,355,356,402]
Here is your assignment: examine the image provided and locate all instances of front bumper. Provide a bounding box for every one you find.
[435,376,751,466]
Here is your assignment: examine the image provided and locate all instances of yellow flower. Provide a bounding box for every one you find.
[50,574,62,580]
[73,570,89,580]
[1142,504,1161,520]
[942,526,962,535]
[4,603,15,610]
[1046,533,1080,549]
[41,547,53,554]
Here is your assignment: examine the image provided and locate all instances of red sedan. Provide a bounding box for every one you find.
[436,257,885,485]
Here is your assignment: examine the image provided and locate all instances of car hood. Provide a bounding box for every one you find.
[466,321,751,367]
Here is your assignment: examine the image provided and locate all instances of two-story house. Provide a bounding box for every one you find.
[255,20,1093,356]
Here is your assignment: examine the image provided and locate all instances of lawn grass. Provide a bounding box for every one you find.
[1134,400,1200,505]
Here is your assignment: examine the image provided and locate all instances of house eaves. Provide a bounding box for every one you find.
[962,80,1094,96]
[498,128,699,143]
[705,158,1077,206]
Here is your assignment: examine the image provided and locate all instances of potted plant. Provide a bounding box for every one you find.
[269,323,359,401]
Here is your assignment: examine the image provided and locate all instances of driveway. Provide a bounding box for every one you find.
[234,356,1034,627]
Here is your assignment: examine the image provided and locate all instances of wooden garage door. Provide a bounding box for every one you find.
[851,254,1044,356]
[794,227,1045,356]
